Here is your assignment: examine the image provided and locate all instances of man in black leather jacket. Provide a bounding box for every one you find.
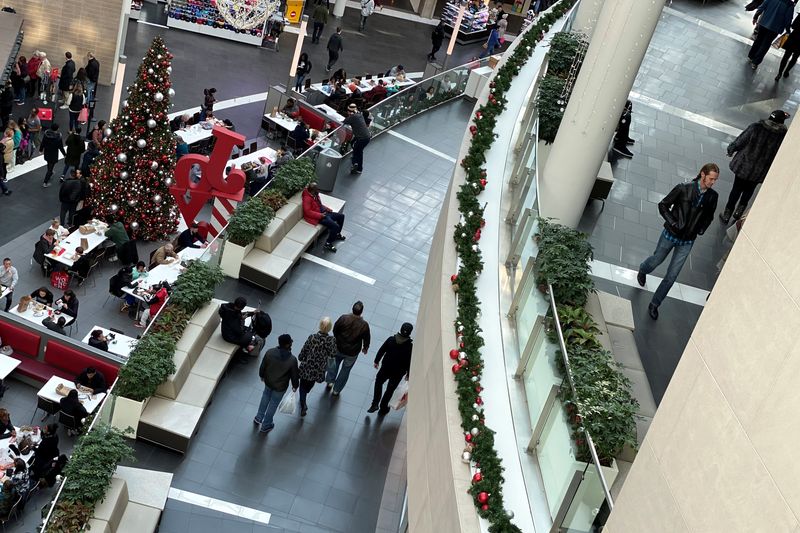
[637,163,719,319]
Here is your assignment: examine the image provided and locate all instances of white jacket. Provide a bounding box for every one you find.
[361,0,374,16]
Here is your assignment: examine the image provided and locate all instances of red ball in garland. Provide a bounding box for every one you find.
[481,504,489,511]
[476,396,484,405]
[449,349,460,360]
[469,125,477,136]
[465,433,472,443]
[480,178,488,187]
[477,492,489,504]
[452,364,461,374]
[472,472,482,483]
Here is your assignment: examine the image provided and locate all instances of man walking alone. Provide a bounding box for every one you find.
[254,334,298,434]
[368,323,413,416]
[344,103,371,174]
[312,0,328,44]
[637,163,719,320]
[326,27,344,72]
[327,301,370,396]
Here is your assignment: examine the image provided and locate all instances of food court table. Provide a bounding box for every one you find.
[82,326,137,360]
[309,75,417,96]
[47,220,108,267]
[315,104,345,123]
[10,303,75,327]
[0,354,20,380]
[37,375,106,415]
[263,112,298,133]
[122,247,198,303]
[229,146,278,169]
[0,426,41,472]
[174,119,225,145]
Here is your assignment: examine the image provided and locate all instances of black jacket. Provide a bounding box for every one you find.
[64,133,84,167]
[258,347,299,392]
[727,119,787,183]
[59,178,84,203]
[42,317,67,335]
[33,236,55,266]
[219,302,249,345]
[88,337,109,352]
[59,59,75,90]
[60,395,88,421]
[40,130,65,163]
[76,369,107,393]
[80,147,99,177]
[374,334,413,377]
[109,268,134,297]
[177,229,203,249]
[86,58,100,83]
[68,93,84,113]
[432,25,445,46]
[658,180,718,242]
[58,295,79,317]
[333,313,370,356]
[327,33,343,53]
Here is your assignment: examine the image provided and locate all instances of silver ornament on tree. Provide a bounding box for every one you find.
[104,128,112,137]
[120,171,129,179]
[166,66,172,74]
[153,194,162,204]
[154,92,164,102]
[122,100,128,108]
[110,204,119,212]
[148,68,154,74]
[150,161,159,170]
[130,221,139,230]
[128,199,137,206]
[117,153,127,163]
[147,119,157,129]
[168,88,175,98]
[137,139,147,149]
[164,177,173,186]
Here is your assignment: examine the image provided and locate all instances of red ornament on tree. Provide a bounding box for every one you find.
[473,230,481,242]
[472,472,482,483]
[452,364,461,374]
[469,125,477,136]
[480,178,488,188]
[478,492,489,504]
[449,349,460,360]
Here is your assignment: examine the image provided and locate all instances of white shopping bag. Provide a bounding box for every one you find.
[388,380,409,410]
[278,390,297,415]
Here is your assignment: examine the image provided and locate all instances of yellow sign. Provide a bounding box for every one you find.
[285,0,305,23]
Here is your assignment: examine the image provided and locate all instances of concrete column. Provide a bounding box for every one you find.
[538,0,663,228]
[571,0,604,38]
[333,0,347,18]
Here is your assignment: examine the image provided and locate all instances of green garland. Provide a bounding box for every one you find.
[537,31,587,143]
[447,2,577,531]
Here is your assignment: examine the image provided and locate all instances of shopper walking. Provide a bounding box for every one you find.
[58,52,76,108]
[480,26,501,58]
[775,13,800,79]
[59,171,84,226]
[429,22,445,61]
[312,0,328,44]
[497,14,509,46]
[748,0,793,69]
[612,100,635,158]
[637,163,719,320]
[368,323,413,416]
[67,87,84,133]
[61,129,85,183]
[327,301,371,396]
[253,334,298,433]
[719,110,788,223]
[40,123,66,188]
[359,0,374,31]
[295,53,312,92]
[343,103,371,174]
[326,27,344,72]
[85,52,100,101]
[297,317,338,416]
[28,108,42,150]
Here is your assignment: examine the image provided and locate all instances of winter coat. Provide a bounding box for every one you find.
[298,331,337,382]
[69,92,84,113]
[33,236,54,266]
[756,0,794,33]
[59,59,75,90]
[333,313,370,356]
[727,119,787,183]
[259,347,299,392]
[219,302,249,345]
[432,24,445,46]
[40,129,65,163]
[59,178,84,203]
[64,133,84,167]
[80,146,99,176]
[86,58,100,83]
[658,180,718,242]
[302,188,330,225]
[37,58,51,79]
[2,137,12,164]
[327,33,343,53]
[361,0,374,16]
[27,56,42,80]
[374,334,413,377]
[783,14,800,54]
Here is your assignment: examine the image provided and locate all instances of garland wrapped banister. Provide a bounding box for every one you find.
[446,0,578,530]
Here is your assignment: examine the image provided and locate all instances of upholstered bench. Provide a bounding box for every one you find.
[86,466,172,533]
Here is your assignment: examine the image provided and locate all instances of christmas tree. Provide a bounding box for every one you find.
[89,36,178,241]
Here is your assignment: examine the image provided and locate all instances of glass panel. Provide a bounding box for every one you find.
[556,459,615,533]
[536,392,580,518]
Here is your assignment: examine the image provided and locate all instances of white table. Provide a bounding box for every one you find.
[229,146,278,170]
[47,220,108,267]
[0,354,20,380]
[315,104,346,123]
[123,247,197,302]
[0,426,41,472]
[10,304,75,327]
[82,326,137,360]
[37,375,106,414]
[310,75,417,96]
[175,120,225,145]
[263,113,298,133]
[177,247,206,262]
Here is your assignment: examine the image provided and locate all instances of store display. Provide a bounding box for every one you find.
[441,1,490,44]
[167,0,268,45]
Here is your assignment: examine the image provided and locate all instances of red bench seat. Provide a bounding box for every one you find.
[8,353,53,383]
[45,341,119,383]
[298,106,327,131]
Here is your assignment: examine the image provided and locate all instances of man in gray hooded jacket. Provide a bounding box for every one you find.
[368,323,413,416]
[720,109,789,224]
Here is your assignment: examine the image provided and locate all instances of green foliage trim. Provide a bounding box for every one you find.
[226,197,276,246]
[535,217,594,307]
[450,1,577,530]
[169,260,225,314]
[114,332,177,401]
[270,157,316,198]
[537,31,588,144]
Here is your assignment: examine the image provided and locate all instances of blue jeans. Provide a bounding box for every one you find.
[295,74,305,92]
[319,212,345,243]
[638,232,693,308]
[14,86,25,103]
[68,111,80,133]
[326,353,358,393]
[254,384,286,431]
[86,81,96,102]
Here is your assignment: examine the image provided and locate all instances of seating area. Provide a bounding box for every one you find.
[137,298,238,454]
[240,192,346,292]
[87,466,173,533]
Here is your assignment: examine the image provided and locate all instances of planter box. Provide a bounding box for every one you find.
[110,395,148,439]
[219,241,254,279]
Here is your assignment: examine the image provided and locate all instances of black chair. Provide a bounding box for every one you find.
[58,411,81,436]
[0,494,21,531]
[32,396,58,423]
[109,327,124,335]
[249,141,258,153]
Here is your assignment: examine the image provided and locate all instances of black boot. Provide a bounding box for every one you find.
[732,205,745,220]
[719,208,732,224]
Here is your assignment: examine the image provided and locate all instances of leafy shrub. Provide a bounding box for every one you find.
[226,197,275,246]
[270,158,315,198]
[546,31,585,78]
[170,260,225,313]
[114,332,177,401]
[535,218,593,307]
[537,31,587,144]
[259,189,288,212]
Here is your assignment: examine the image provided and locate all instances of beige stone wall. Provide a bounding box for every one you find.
[605,118,800,532]
[11,0,124,85]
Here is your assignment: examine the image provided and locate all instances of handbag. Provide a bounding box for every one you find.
[482,42,488,49]
[278,390,297,415]
[78,106,88,124]
[773,34,789,49]
[388,380,409,410]
[50,270,70,290]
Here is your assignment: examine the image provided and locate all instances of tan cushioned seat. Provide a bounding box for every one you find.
[175,323,208,364]
[320,193,345,213]
[192,346,232,381]
[175,373,217,408]
[271,235,306,262]
[139,397,203,440]
[155,349,191,399]
[242,249,294,279]
[189,300,221,329]
[285,220,320,245]
[116,501,161,533]
[205,330,238,355]
[257,217,287,253]
[93,477,128,531]
[275,201,302,226]
[287,192,302,205]
[86,519,112,533]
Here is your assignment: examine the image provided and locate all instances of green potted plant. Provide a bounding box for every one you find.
[270,158,315,199]
[220,198,275,278]
[170,260,225,313]
[259,189,288,212]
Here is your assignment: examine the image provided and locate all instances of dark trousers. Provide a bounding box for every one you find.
[299,378,316,409]
[614,111,631,147]
[327,50,339,70]
[3,290,11,312]
[429,42,442,59]
[749,26,779,65]
[725,176,759,212]
[779,49,800,75]
[312,22,324,43]
[60,202,78,226]
[359,15,368,30]
[351,137,370,171]
[319,212,345,243]
[372,367,403,411]
[68,111,79,133]
[43,160,57,184]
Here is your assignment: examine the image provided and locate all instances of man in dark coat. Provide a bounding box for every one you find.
[219,297,263,359]
[637,164,719,320]
[328,301,370,395]
[85,53,100,101]
[254,334,298,433]
[720,110,789,223]
[59,171,84,226]
[59,52,76,107]
[40,123,66,187]
[368,323,413,415]
[428,22,445,61]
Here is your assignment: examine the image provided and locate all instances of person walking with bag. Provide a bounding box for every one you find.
[748,0,793,69]
[637,164,719,320]
[368,323,413,416]
[295,53,312,92]
[719,110,788,223]
[254,334,298,434]
[327,301,370,396]
[297,317,338,417]
[775,13,800,79]
[359,0,374,31]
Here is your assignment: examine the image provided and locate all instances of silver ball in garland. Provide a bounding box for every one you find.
[150,161,159,171]
[153,194,162,204]
[157,54,162,59]
[137,139,146,149]
[147,68,154,74]
[120,171,129,179]
[130,221,139,230]
[166,66,172,74]
[168,88,175,98]
[117,153,127,163]
[110,203,119,212]
[154,92,164,102]
[147,119,157,129]
[164,177,173,186]
[128,199,137,206]
[104,128,112,137]
[122,100,128,108]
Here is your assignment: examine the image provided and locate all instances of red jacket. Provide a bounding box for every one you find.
[302,188,329,225]
[27,56,42,80]
[148,287,168,316]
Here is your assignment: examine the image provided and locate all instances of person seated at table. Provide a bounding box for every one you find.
[135,281,170,328]
[347,76,363,93]
[87,330,109,352]
[133,261,148,281]
[42,316,67,335]
[324,82,348,109]
[54,289,79,318]
[267,146,295,180]
[48,218,69,241]
[33,229,56,276]
[30,286,53,305]
[150,243,178,267]
[364,80,388,105]
[289,120,310,147]
[76,366,107,394]
[59,389,88,434]
[104,216,130,249]
[0,408,14,439]
[170,113,193,132]
[9,458,28,491]
[68,246,92,285]
[39,454,68,488]
[331,68,347,84]
[388,64,405,77]
[395,71,407,82]
[282,98,300,117]
[178,222,206,250]
[219,297,259,357]
[0,479,19,516]
[30,424,59,480]
[175,134,189,159]
[110,265,137,313]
